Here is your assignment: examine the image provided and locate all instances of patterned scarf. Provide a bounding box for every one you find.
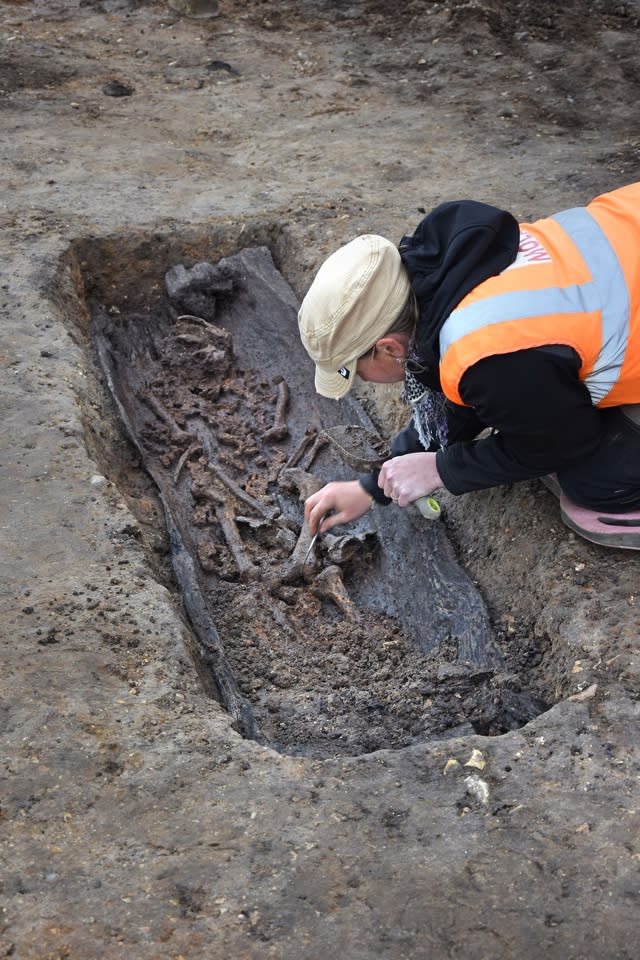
[401,351,450,451]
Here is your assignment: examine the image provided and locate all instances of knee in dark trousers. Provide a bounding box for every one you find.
[557,407,640,512]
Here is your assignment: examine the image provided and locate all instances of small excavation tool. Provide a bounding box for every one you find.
[303,512,330,565]
[321,424,441,520]
[303,425,441,566]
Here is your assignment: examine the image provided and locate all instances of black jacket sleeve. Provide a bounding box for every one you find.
[358,403,484,504]
[358,424,425,504]
[435,346,605,494]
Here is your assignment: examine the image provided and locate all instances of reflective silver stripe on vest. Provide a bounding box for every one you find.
[439,207,630,404]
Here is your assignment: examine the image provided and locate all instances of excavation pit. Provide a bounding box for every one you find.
[66,225,553,758]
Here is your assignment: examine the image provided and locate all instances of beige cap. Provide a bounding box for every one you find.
[298,234,411,399]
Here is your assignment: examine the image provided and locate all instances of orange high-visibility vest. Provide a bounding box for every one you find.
[439,182,640,408]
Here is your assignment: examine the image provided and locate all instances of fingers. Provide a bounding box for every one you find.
[303,490,332,534]
[307,494,352,534]
[378,452,440,506]
[309,505,340,535]
[304,488,329,529]
[303,480,373,533]
[378,457,399,502]
[378,457,414,506]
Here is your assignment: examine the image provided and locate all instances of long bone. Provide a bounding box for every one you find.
[310,565,360,620]
[278,523,317,584]
[194,485,260,581]
[282,427,318,470]
[206,460,278,520]
[214,504,260,582]
[264,378,290,442]
[300,432,329,472]
[141,391,192,443]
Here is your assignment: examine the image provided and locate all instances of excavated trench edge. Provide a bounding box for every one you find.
[60,223,555,759]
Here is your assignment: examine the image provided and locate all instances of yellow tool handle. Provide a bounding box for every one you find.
[413,495,441,520]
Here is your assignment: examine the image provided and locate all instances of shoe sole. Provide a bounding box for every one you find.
[559,497,640,550]
[541,476,640,549]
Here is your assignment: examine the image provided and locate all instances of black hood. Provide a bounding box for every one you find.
[399,200,520,388]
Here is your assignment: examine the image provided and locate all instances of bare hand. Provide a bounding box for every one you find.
[378,452,442,507]
[304,480,373,534]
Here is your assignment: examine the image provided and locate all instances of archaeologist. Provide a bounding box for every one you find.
[298,181,640,550]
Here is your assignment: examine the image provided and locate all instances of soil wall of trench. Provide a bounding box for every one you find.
[60,217,639,719]
[57,221,550,755]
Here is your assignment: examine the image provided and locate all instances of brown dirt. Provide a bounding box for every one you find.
[2,1,640,957]
[87,245,537,759]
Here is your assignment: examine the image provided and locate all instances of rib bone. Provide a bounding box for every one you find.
[173,441,202,483]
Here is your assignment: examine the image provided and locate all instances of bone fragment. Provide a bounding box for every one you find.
[264,378,290,442]
[207,460,277,519]
[279,524,316,584]
[278,467,325,503]
[324,532,374,565]
[568,683,598,703]
[217,432,242,449]
[176,313,216,328]
[275,527,297,551]
[193,344,229,367]
[310,565,360,620]
[173,440,202,483]
[175,314,232,340]
[235,515,272,530]
[283,427,318,469]
[141,391,192,442]
[214,504,260,582]
[301,433,328,471]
